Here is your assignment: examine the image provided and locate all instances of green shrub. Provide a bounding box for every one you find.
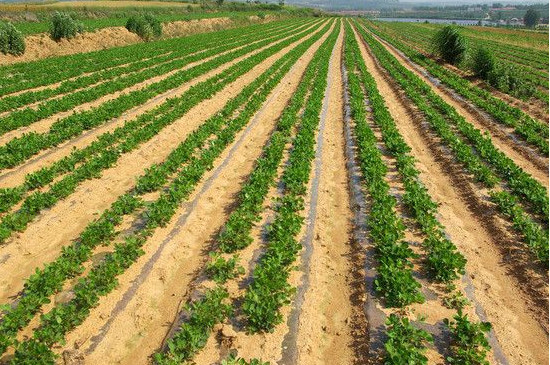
[257,12,266,19]
[0,22,25,56]
[50,12,84,41]
[487,63,531,99]
[470,48,495,80]
[126,13,162,41]
[432,25,466,65]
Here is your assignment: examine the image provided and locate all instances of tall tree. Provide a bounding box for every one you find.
[524,8,540,28]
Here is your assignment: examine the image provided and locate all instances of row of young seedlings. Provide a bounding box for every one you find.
[241,20,338,333]
[0,19,322,170]
[0,19,325,244]
[154,22,339,365]
[354,21,549,265]
[364,22,548,155]
[0,21,333,362]
[0,20,301,114]
[344,22,492,364]
[0,19,313,134]
[0,19,294,97]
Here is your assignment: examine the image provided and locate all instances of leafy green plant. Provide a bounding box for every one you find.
[154,287,232,365]
[470,47,495,80]
[0,21,25,56]
[126,13,162,41]
[431,25,466,65]
[385,314,433,364]
[205,254,244,283]
[444,310,492,365]
[50,12,84,41]
[222,353,270,365]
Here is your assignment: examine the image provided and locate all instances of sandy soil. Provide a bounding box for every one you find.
[353,23,549,365]
[0,20,318,190]
[56,21,332,365]
[291,27,362,365]
[0,20,327,305]
[366,29,549,188]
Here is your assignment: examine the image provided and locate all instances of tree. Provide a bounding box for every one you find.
[432,25,466,65]
[471,48,495,80]
[216,0,224,6]
[524,8,540,28]
[278,0,284,6]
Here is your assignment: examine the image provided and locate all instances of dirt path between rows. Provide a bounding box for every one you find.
[353,24,549,365]
[0,20,328,305]
[0,21,319,189]
[55,22,334,365]
[363,26,549,188]
[290,26,364,365]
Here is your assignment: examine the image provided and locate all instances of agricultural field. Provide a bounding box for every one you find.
[0,10,548,365]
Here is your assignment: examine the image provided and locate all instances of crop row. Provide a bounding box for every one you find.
[369,21,549,101]
[364,21,548,155]
[355,22,548,264]
[0,20,300,114]
[343,24,423,309]
[347,23,466,284]
[154,23,335,364]
[0,18,301,96]
[0,20,327,245]
[242,21,339,333]
[0,20,323,171]
[374,21,549,75]
[0,19,315,136]
[1,21,332,361]
[345,21,492,364]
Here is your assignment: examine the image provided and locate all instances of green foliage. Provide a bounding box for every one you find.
[154,287,232,365]
[470,48,494,80]
[243,23,339,333]
[487,63,530,99]
[0,20,328,359]
[359,20,549,267]
[222,353,269,365]
[490,191,549,264]
[523,8,540,28]
[385,314,433,364]
[444,310,492,365]
[50,12,84,41]
[126,13,162,41]
[0,22,25,56]
[431,25,466,65]
[205,254,244,284]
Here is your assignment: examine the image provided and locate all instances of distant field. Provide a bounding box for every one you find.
[369,20,549,105]
[0,0,197,11]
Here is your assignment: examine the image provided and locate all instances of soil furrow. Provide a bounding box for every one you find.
[365,27,549,187]
[0,20,329,304]
[354,24,549,365]
[0,21,320,189]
